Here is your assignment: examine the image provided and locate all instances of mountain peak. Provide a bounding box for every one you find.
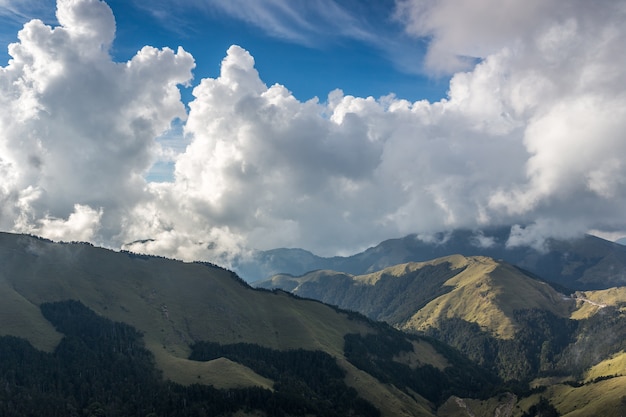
[400,257,572,339]
[260,254,572,340]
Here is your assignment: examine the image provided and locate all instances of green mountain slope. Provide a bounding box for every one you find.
[258,255,572,338]
[258,255,626,382]
[0,232,500,417]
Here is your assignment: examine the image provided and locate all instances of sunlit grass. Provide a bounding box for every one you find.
[0,235,374,391]
[518,377,626,417]
[0,279,62,352]
[584,351,626,382]
[401,256,574,339]
[571,287,626,319]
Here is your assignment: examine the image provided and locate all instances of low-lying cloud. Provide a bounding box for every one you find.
[1,0,625,265]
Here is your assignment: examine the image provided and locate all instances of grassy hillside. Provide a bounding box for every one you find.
[0,234,370,366]
[583,351,626,382]
[570,287,626,319]
[400,257,572,339]
[520,377,626,417]
[0,232,505,417]
[4,232,623,415]
[262,255,469,326]
[260,255,573,340]
[437,376,626,417]
[259,254,626,386]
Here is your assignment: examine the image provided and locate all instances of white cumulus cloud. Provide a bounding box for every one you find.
[0,0,194,245]
[1,0,626,264]
[16,203,103,242]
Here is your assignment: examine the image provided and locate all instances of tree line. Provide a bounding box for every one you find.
[0,300,378,417]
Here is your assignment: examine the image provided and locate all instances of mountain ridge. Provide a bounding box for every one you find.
[0,232,501,417]
[239,227,626,290]
[257,255,574,340]
[3,232,626,416]
[257,254,626,385]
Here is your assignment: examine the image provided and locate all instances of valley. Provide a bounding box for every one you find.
[255,235,626,416]
[0,232,490,417]
[1,231,625,416]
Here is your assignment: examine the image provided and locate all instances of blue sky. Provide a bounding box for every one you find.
[0,0,449,186]
[1,0,625,265]
[0,0,448,104]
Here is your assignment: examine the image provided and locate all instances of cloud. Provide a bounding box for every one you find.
[394,0,625,75]
[0,0,194,245]
[16,203,103,242]
[2,0,626,265]
[470,231,496,249]
[505,220,586,252]
[0,0,53,19]
[0,0,56,49]
[129,0,428,78]
[150,0,378,47]
[122,45,390,258]
[126,8,626,257]
[394,0,549,73]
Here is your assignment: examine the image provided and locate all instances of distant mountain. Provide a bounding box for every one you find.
[240,227,626,290]
[0,232,503,417]
[257,255,626,385]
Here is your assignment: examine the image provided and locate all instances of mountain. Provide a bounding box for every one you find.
[241,227,626,290]
[0,232,503,417]
[259,256,570,340]
[257,255,626,385]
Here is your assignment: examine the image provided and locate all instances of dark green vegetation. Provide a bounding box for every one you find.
[0,300,380,417]
[2,232,511,417]
[556,305,626,375]
[343,327,499,405]
[260,256,626,383]
[0,301,265,417]
[520,397,559,417]
[247,227,626,289]
[257,254,626,415]
[273,263,462,325]
[425,309,579,382]
[0,298,500,417]
[190,342,379,417]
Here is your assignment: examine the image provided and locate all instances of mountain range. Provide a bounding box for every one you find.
[257,255,626,373]
[237,227,626,290]
[1,231,626,416]
[0,232,497,417]
[257,254,626,416]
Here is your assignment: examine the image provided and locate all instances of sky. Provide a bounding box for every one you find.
[0,0,625,267]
